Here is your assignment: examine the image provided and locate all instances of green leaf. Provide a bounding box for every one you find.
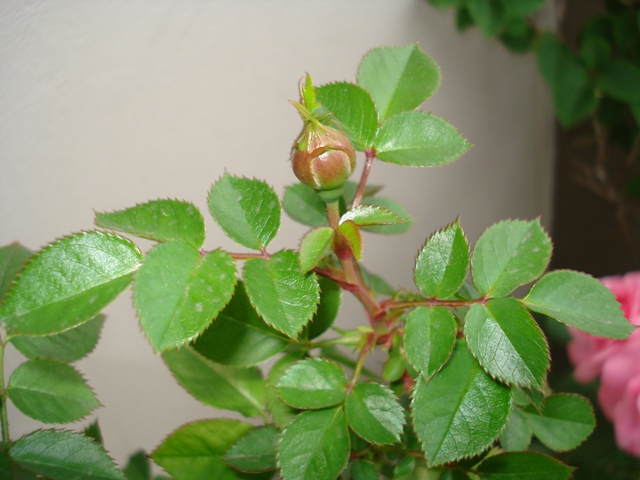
[345,460,378,480]
[123,450,151,480]
[341,205,407,227]
[537,34,598,126]
[277,407,350,480]
[162,346,265,418]
[374,112,471,167]
[299,227,334,273]
[357,44,441,121]
[0,448,39,480]
[597,60,640,103]
[360,266,395,296]
[266,351,304,428]
[282,184,328,228]
[503,0,545,17]
[466,0,506,37]
[224,425,278,473]
[522,394,595,451]
[438,470,471,480]
[361,197,413,235]
[316,82,378,150]
[10,429,124,480]
[415,221,469,298]
[499,409,532,451]
[464,298,549,389]
[7,359,100,424]
[580,34,611,70]
[305,276,341,340]
[244,250,319,339]
[0,243,33,303]
[152,419,259,480]
[522,270,634,338]
[476,452,574,479]
[337,220,363,260]
[404,307,457,378]
[84,419,104,445]
[277,358,348,409]
[471,219,552,297]
[208,173,281,250]
[10,314,105,363]
[95,199,206,249]
[0,232,142,335]
[345,382,404,445]
[192,282,288,367]
[411,340,511,466]
[135,242,237,352]
[394,456,415,478]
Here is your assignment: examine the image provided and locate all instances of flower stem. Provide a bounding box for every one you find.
[0,336,10,442]
[351,149,376,209]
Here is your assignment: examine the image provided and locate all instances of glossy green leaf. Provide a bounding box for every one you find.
[8,359,100,424]
[95,199,206,249]
[305,277,341,340]
[224,425,278,473]
[341,205,407,227]
[10,429,124,480]
[208,173,281,250]
[316,82,378,149]
[464,298,549,389]
[412,340,511,466]
[192,282,288,367]
[523,270,634,338]
[0,232,142,335]
[244,250,319,339]
[537,34,597,126]
[278,407,350,480]
[375,112,471,167]
[476,452,573,479]
[382,355,405,382]
[361,197,413,235]
[162,346,265,418]
[299,227,334,273]
[522,394,595,451]
[466,0,506,37]
[0,449,39,480]
[394,456,416,478]
[345,382,404,445]
[10,314,104,363]
[0,243,33,303]
[84,419,104,445]
[266,351,304,428]
[500,408,532,451]
[337,220,363,260]
[135,242,236,352]
[357,44,441,120]
[123,450,150,480]
[152,419,260,480]
[471,219,551,297]
[277,358,348,409]
[415,221,469,298]
[282,184,328,228]
[404,307,457,378]
[597,60,640,103]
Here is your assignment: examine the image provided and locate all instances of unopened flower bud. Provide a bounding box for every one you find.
[291,120,356,192]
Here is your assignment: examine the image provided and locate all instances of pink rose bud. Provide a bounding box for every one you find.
[291,120,356,191]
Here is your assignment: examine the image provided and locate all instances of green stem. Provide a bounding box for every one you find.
[347,334,375,391]
[351,149,376,209]
[0,336,9,443]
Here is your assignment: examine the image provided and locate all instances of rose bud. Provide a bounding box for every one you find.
[291,120,356,192]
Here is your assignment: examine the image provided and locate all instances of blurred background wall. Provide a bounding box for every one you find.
[0,0,553,465]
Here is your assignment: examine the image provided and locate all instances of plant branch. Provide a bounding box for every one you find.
[0,336,9,443]
[351,149,376,209]
[381,297,486,312]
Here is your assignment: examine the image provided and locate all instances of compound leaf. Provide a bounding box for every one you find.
[244,250,319,339]
[522,270,634,339]
[209,174,281,250]
[10,429,123,480]
[412,340,511,466]
[375,112,471,167]
[134,242,237,352]
[357,44,441,120]
[8,359,100,424]
[162,346,265,418]
[0,232,142,335]
[95,199,205,249]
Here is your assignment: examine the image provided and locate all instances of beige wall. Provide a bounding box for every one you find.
[0,0,554,465]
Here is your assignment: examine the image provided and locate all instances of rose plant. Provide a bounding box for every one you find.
[0,44,635,480]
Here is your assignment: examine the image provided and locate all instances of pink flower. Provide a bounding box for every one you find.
[567,271,640,457]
